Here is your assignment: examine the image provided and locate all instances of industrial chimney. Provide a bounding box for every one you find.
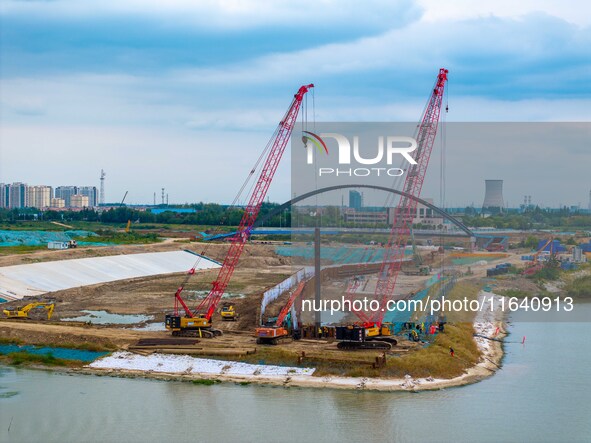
[482,180,504,214]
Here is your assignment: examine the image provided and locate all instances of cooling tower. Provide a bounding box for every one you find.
[482,180,504,213]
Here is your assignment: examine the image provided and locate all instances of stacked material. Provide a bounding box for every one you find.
[90,351,316,376]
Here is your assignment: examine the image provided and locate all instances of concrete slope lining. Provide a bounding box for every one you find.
[0,250,220,301]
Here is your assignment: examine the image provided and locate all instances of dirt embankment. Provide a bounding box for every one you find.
[0,242,295,332]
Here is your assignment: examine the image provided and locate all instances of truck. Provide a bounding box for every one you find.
[48,240,77,250]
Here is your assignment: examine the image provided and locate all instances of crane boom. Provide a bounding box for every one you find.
[370,68,448,324]
[174,84,314,323]
[274,280,305,327]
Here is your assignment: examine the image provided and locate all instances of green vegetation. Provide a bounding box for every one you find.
[0,245,47,255]
[0,202,289,228]
[192,379,221,386]
[523,235,540,249]
[530,266,561,281]
[497,289,530,298]
[75,231,161,245]
[380,323,481,379]
[461,207,591,230]
[565,275,591,298]
[0,338,115,352]
[0,351,80,367]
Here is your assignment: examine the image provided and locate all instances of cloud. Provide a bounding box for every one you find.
[171,13,591,102]
[1,0,422,31]
[417,0,591,27]
[1,2,590,205]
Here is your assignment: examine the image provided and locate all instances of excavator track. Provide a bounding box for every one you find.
[172,328,222,338]
[337,340,392,351]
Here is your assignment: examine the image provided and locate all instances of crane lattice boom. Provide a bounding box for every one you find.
[174,84,314,322]
[370,68,448,323]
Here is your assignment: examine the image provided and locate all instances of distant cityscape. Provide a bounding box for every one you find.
[1,179,590,216]
[0,183,99,210]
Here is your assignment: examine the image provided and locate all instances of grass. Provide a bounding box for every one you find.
[497,288,530,298]
[195,319,481,380]
[564,275,591,298]
[0,351,81,367]
[74,231,162,245]
[192,379,221,385]
[530,266,561,281]
[380,323,480,379]
[0,245,47,255]
[0,337,115,352]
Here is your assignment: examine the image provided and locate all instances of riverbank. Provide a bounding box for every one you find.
[77,292,506,392]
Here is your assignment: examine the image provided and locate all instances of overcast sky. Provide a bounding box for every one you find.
[0,0,590,207]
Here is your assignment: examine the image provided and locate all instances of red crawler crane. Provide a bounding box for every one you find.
[370,68,448,324]
[343,69,448,327]
[165,84,314,337]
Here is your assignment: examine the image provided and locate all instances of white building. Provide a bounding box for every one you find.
[26,185,52,209]
[70,194,89,208]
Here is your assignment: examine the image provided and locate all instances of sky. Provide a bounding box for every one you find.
[0,0,590,207]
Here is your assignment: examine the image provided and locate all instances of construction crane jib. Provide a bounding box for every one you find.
[173,84,314,326]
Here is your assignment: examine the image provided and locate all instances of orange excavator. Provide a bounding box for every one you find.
[255,281,305,345]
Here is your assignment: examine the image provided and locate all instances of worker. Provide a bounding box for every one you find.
[449,347,454,357]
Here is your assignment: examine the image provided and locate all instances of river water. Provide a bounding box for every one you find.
[1,304,590,443]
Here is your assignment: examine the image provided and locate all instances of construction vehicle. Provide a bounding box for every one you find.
[523,238,554,275]
[47,240,77,249]
[3,302,55,320]
[336,322,398,350]
[345,68,448,325]
[165,84,314,338]
[220,305,237,321]
[255,281,305,345]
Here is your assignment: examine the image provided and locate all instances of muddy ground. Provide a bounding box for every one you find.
[0,240,531,369]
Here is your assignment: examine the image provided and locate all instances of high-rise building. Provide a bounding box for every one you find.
[26,185,52,209]
[78,186,98,207]
[482,180,504,214]
[50,198,65,208]
[70,194,89,208]
[349,190,363,210]
[55,186,77,207]
[8,182,27,209]
[0,184,8,208]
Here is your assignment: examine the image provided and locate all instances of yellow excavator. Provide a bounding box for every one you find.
[220,305,237,321]
[3,302,55,320]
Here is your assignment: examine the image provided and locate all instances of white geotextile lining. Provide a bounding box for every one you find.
[0,251,219,299]
[89,351,316,377]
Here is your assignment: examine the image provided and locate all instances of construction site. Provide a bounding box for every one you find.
[1,70,589,388]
